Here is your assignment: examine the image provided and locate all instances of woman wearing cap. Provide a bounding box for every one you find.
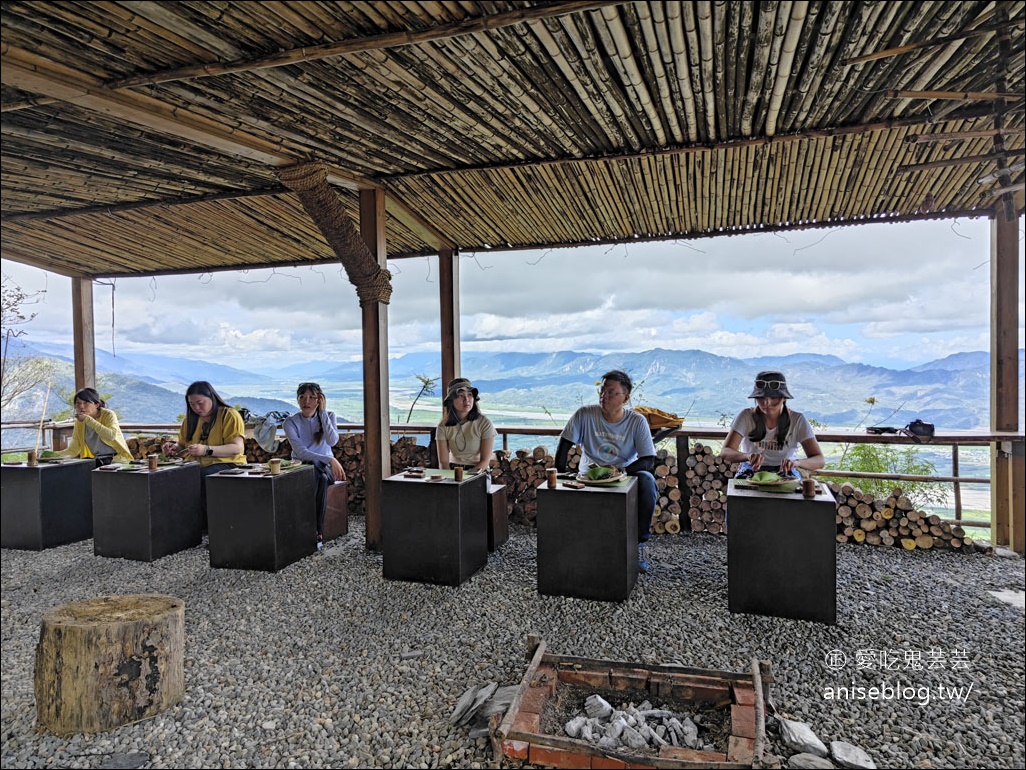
[58,387,133,466]
[283,382,345,547]
[436,378,496,472]
[554,370,658,573]
[720,371,825,478]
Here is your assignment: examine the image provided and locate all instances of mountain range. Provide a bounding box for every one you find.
[3,338,1024,431]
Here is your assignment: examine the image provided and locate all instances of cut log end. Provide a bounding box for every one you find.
[34,594,185,735]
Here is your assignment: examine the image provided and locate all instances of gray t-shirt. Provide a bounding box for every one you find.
[560,405,655,470]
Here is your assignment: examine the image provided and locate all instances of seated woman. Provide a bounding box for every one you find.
[58,387,133,466]
[283,382,346,548]
[720,371,825,478]
[161,381,246,526]
[554,369,658,573]
[436,378,496,472]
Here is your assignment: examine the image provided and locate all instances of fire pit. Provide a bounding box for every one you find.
[495,637,767,769]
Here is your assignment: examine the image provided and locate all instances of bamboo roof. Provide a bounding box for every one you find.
[1,1,1024,279]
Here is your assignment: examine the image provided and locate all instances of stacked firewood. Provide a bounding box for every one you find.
[680,442,732,535]
[651,448,683,534]
[829,483,975,551]
[490,445,578,525]
[125,433,981,553]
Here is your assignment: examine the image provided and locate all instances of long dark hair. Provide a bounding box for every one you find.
[184,381,232,438]
[442,393,482,427]
[73,387,107,410]
[297,382,325,443]
[747,403,791,446]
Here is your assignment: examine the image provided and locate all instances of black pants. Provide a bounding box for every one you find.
[309,458,334,536]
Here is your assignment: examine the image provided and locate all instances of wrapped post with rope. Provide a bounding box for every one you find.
[276,162,392,306]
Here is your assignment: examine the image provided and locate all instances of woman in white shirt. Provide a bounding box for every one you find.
[283,382,345,546]
[435,378,496,472]
[720,371,825,478]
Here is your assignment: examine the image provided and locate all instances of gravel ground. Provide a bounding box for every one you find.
[2,520,1023,769]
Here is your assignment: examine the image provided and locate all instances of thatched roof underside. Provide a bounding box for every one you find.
[2,1,1024,279]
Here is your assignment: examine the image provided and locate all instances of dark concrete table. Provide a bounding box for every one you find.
[536,477,639,601]
[726,479,837,624]
[1,459,94,550]
[382,470,488,586]
[206,464,316,571]
[92,462,203,561]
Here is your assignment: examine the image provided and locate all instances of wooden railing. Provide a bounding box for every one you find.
[6,420,1021,530]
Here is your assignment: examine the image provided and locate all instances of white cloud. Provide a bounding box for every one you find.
[2,216,1021,371]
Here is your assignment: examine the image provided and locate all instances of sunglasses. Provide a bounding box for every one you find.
[754,379,785,389]
[298,382,321,390]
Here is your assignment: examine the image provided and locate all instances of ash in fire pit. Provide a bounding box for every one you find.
[541,683,731,757]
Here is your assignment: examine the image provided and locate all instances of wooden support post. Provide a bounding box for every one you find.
[361,188,390,551]
[990,210,1020,549]
[34,595,184,735]
[439,247,461,391]
[71,276,95,391]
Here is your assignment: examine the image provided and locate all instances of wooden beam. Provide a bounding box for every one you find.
[389,108,998,181]
[843,19,1008,65]
[108,2,623,88]
[906,128,1024,143]
[0,187,290,224]
[989,210,1020,550]
[360,188,390,552]
[1,46,369,193]
[438,248,461,397]
[70,277,95,391]
[885,89,1021,101]
[895,149,1025,174]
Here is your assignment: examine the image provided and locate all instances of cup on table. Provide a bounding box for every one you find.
[546,467,558,489]
[453,466,464,482]
[802,478,817,498]
[268,458,282,475]
[27,450,38,467]
[147,455,159,471]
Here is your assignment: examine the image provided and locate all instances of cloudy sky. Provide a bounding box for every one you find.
[2,216,1023,374]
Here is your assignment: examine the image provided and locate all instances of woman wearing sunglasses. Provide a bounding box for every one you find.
[283,382,345,548]
[720,371,825,478]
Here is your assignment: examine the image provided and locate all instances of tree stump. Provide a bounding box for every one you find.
[34,594,185,735]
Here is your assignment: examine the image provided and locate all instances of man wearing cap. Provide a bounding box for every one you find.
[436,378,496,472]
[720,371,825,478]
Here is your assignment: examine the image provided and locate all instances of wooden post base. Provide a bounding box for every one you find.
[34,594,185,735]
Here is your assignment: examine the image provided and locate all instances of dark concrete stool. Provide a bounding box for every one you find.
[1,459,93,550]
[383,471,487,586]
[323,481,348,540]
[536,478,638,601]
[486,482,508,551]
[726,479,837,624]
[92,463,202,561]
[206,465,316,572]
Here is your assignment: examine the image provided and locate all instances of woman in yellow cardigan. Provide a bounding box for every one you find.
[58,387,133,466]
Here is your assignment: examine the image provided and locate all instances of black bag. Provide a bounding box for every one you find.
[906,419,935,437]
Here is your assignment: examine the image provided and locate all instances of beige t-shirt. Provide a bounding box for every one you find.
[436,415,496,465]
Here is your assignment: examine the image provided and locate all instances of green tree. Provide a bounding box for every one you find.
[821,443,946,508]
[406,374,438,422]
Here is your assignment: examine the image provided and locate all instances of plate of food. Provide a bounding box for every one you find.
[576,465,625,486]
[746,471,798,487]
